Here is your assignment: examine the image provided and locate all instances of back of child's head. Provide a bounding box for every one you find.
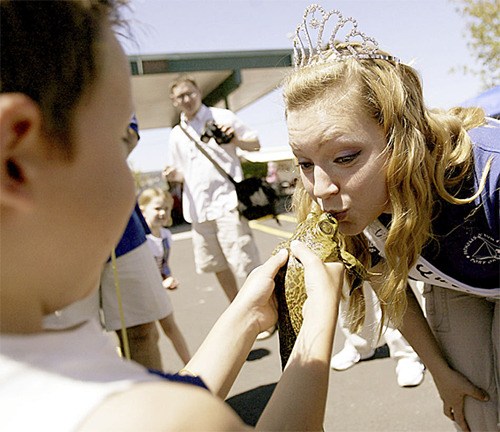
[0,0,125,158]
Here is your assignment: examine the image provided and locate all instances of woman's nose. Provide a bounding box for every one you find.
[313,166,339,200]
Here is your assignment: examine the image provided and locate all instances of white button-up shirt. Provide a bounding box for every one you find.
[168,105,258,223]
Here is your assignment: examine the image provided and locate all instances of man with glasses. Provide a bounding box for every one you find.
[164,76,274,339]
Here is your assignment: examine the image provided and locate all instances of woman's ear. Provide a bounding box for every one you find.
[0,93,42,212]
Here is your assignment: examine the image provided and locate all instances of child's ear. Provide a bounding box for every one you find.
[0,93,41,212]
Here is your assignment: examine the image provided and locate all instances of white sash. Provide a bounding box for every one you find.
[363,220,500,298]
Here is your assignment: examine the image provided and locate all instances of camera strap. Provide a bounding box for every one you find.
[179,123,238,186]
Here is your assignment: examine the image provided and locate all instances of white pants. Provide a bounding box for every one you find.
[423,285,499,431]
[337,281,423,362]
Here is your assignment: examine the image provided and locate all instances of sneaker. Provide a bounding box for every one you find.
[330,345,375,371]
[256,325,276,340]
[396,358,425,387]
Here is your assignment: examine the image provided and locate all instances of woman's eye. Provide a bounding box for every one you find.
[335,151,361,165]
[297,161,314,171]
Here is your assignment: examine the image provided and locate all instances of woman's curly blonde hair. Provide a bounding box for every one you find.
[282,44,488,332]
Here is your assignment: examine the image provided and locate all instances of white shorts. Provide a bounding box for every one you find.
[43,242,172,331]
[192,209,261,278]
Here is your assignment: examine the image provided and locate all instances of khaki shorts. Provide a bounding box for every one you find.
[43,242,172,331]
[192,209,261,278]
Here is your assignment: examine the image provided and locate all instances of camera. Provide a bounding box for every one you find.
[200,120,234,145]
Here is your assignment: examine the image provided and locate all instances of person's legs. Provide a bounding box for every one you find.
[158,314,191,365]
[215,268,239,302]
[215,210,274,338]
[332,281,425,386]
[215,210,261,279]
[384,325,425,387]
[191,219,236,302]
[100,243,173,370]
[192,211,261,304]
[116,322,162,370]
[424,285,498,431]
[331,282,379,370]
[384,280,425,387]
[330,333,376,370]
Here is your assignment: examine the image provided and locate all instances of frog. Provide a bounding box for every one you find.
[273,211,367,369]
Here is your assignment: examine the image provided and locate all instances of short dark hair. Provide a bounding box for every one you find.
[0,0,127,158]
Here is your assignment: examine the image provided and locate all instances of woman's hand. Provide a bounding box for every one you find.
[231,248,288,336]
[433,366,489,432]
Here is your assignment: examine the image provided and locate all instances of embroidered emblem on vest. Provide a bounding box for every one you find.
[463,233,500,265]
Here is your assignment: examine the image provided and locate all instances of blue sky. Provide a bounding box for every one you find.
[122,0,484,172]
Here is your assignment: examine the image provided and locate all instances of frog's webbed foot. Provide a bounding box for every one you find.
[339,249,367,295]
[348,273,364,295]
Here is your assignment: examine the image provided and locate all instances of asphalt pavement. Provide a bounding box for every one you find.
[158,210,455,432]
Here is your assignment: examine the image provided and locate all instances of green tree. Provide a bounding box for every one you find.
[452,0,499,89]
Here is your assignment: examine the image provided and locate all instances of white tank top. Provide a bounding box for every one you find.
[0,320,159,431]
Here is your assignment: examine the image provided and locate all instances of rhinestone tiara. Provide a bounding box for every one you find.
[293,4,400,68]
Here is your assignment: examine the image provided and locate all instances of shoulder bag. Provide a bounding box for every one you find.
[179,124,280,222]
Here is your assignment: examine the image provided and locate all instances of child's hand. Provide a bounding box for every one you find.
[163,276,179,290]
[230,248,288,336]
[290,240,344,323]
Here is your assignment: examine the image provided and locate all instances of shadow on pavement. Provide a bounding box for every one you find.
[226,383,277,426]
[246,348,271,362]
[361,343,390,362]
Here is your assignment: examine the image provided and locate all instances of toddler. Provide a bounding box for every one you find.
[139,188,179,290]
[139,187,190,364]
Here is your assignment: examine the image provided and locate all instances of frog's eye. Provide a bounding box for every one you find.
[319,220,335,235]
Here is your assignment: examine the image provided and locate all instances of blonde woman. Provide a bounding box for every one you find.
[282,5,498,431]
[0,2,345,430]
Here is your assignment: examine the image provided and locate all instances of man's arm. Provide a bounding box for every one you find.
[164,131,185,182]
[219,123,261,152]
[232,135,261,152]
[162,165,184,183]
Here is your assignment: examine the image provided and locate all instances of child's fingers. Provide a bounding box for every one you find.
[289,240,323,268]
[290,240,344,296]
[258,248,288,279]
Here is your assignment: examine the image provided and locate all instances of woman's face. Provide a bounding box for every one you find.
[287,91,391,236]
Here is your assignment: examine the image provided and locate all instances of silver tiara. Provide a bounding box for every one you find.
[293,4,400,68]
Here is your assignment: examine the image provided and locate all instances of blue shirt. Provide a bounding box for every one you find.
[375,118,499,292]
[113,204,150,258]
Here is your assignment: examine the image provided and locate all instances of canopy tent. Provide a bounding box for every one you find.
[128,49,293,130]
[461,85,500,118]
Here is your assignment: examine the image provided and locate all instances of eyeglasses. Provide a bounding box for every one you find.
[173,91,198,102]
